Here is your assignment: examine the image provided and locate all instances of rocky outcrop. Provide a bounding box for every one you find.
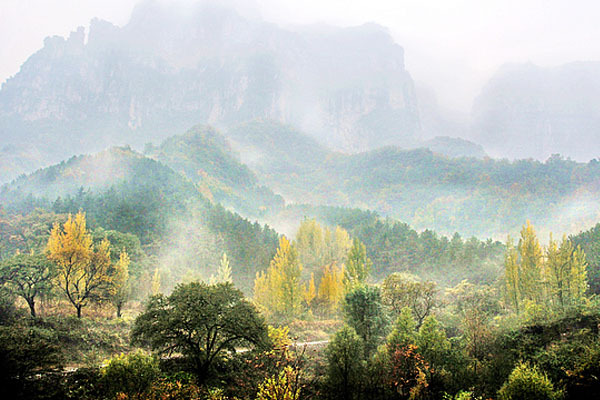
[0,1,419,182]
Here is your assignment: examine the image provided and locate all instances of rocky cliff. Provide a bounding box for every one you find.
[0,1,419,182]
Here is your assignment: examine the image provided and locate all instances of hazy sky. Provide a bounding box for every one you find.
[2,0,599,113]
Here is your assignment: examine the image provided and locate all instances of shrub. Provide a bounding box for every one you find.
[497,362,563,400]
[101,350,160,398]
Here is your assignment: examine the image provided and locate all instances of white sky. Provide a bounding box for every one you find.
[1,0,600,113]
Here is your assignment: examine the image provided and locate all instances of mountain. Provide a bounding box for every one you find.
[471,61,600,161]
[0,1,419,182]
[0,145,279,293]
[251,138,600,238]
[146,125,284,216]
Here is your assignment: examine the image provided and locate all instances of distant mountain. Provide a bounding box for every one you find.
[252,139,600,238]
[0,0,419,182]
[146,125,284,215]
[471,62,600,161]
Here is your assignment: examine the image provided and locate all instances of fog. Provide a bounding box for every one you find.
[2,0,600,114]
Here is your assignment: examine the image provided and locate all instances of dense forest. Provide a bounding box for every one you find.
[3,131,600,399]
[2,4,600,398]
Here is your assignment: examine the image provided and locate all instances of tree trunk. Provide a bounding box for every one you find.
[116,304,122,318]
[27,297,36,317]
[77,305,82,318]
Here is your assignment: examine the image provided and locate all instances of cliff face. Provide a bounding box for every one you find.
[0,2,419,181]
[471,62,600,161]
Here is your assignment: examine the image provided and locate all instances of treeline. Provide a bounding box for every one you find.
[285,206,505,285]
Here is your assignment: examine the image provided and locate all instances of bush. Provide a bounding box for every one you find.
[101,350,160,398]
[497,362,563,400]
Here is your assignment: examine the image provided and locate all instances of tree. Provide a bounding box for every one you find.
[518,221,544,304]
[256,366,302,400]
[111,251,130,318]
[344,239,372,288]
[151,267,161,295]
[303,273,317,309]
[254,236,303,319]
[382,273,437,327]
[47,212,113,318]
[497,362,563,400]
[343,285,387,357]
[387,307,417,349]
[416,315,451,372]
[545,235,588,310]
[317,263,345,315]
[215,252,233,284]
[504,222,545,314]
[0,252,55,317]
[325,326,365,400]
[131,282,268,382]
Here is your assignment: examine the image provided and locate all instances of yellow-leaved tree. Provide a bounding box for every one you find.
[47,212,113,318]
[111,250,130,318]
[317,263,345,315]
[254,236,303,319]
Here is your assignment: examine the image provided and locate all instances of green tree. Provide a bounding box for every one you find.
[0,252,55,317]
[343,285,387,357]
[131,282,268,382]
[325,326,366,400]
[345,239,372,289]
[387,307,417,349]
[497,362,563,400]
[504,221,545,314]
[545,235,588,310]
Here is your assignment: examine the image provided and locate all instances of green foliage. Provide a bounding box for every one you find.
[0,324,63,382]
[325,326,366,400]
[307,206,504,284]
[101,350,160,398]
[387,307,417,349]
[382,273,437,327]
[132,282,268,381]
[343,285,387,357]
[497,362,563,400]
[344,239,372,289]
[0,251,55,317]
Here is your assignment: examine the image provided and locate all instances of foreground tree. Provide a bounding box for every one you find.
[497,362,563,400]
[131,282,268,382]
[47,212,113,318]
[0,252,55,317]
[343,285,387,357]
[325,326,365,400]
